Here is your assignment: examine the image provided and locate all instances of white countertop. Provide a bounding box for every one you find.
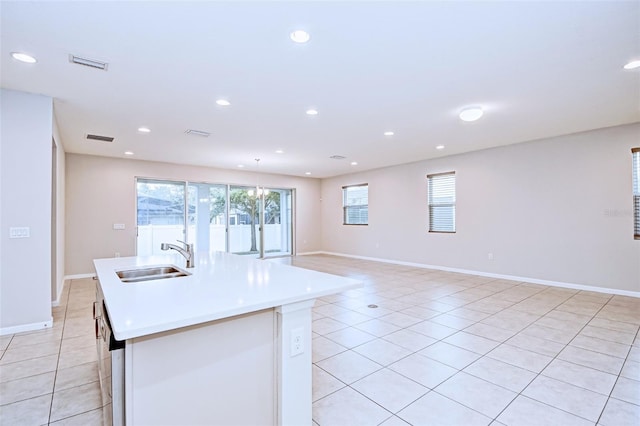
[94,252,361,340]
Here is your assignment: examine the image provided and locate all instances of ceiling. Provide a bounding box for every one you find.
[2,1,639,178]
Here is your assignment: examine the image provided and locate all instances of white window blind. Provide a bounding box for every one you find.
[633,148,639,239]
[343,184,368,225]
[427,172,456,233]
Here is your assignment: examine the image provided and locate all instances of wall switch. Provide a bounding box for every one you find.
[290,327,304,357]
[488,252,494,261]
[113,223,125,230]
[115,252,120,258]
[9,227,30,238]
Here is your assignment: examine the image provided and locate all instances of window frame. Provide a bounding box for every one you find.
[427,171,456,233]
[633,148,639,240]
[342,183,369,226]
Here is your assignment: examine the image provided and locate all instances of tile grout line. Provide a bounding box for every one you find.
[47,279,71,425]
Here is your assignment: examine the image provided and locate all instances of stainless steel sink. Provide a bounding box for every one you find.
[116,265,191,283]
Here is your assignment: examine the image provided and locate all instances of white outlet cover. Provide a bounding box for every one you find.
[290,327,304,357]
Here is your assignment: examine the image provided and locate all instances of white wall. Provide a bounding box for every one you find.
[0,89,53,334]
[65,154,322,275]
[320,123,640,293]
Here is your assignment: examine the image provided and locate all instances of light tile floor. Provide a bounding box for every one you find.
[279,255,640,426]
[0,254,638,426]
[0,278,103,425]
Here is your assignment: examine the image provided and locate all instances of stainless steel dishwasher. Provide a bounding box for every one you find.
[94,281,125,426]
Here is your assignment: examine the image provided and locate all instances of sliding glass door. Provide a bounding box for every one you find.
[187,183,228,253]
[136,179,186,256]
[137,179,293,258]
[262,188,292,257]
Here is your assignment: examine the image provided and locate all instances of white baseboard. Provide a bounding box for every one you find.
[64,273,96,280]
[0,318,54,336]
[318,251,640,298]
[297,251,324,256]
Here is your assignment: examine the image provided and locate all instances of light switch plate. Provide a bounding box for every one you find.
[9,227,30,238]
[113,223,125,230]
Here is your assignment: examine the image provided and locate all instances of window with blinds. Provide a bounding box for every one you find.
[633,148,639,239]
[427,172,456,233]
[343,184,368,225]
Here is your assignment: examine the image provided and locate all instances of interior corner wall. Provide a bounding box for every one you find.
[320,123,640,294]
[52,113,66,304]
[0,89,53,334]
[64,154,322,275]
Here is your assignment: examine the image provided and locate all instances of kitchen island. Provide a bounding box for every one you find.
[94,252,361,426]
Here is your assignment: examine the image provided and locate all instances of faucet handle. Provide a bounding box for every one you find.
[176,239,193,252]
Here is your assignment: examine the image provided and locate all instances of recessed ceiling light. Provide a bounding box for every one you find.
[216,99,231,106]
[306,109,318,116]
[237,164,244,168]
[275,149,284,154]
[351,161,358,166]
[436,145,445,150]
[137,127,151,133]
[124,151,134,156]
[623,60,640,70]
[384,131,395,136]
[459,106,484,122]
[290,30,310,43]
[305,172,311,175]
[11,52,37,63]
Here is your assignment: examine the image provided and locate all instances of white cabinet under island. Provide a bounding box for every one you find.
[93,252,360,426]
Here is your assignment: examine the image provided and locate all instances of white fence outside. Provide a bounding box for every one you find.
[138,224,284,256]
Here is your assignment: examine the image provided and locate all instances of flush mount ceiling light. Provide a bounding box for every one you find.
[305,172,311,175]
[275,150,284,154]
[137,127,151,133]
[216,99,231,106]
[290,30,310,43]
[306,109,318,116]
[459,106,484,122]
[384,131,395,136]
[436,145,445,150]
[11,52,37,63]
[351,161,358,166]
[237,164,245,168]
[624,60,640,70]
[124,151,134,156]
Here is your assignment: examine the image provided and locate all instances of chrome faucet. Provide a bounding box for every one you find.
[161,240,194,268]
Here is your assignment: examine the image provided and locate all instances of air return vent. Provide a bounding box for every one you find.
[86,134,114,142]
[69,54,108,71]
[185,129,210,137]
[329,155,346,160]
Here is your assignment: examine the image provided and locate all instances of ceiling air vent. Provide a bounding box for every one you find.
[185,129,210,137]
[69,54,108,71]
[329,155,346,160]
[86,134,114,142]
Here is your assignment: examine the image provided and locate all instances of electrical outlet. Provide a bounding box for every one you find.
[115,252,120,258]
[290,327,304,357]
[488,252,494,261]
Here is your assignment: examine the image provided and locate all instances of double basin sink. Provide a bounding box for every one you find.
[116,265,190,283]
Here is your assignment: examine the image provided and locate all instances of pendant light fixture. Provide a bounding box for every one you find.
[247,159,269,197]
